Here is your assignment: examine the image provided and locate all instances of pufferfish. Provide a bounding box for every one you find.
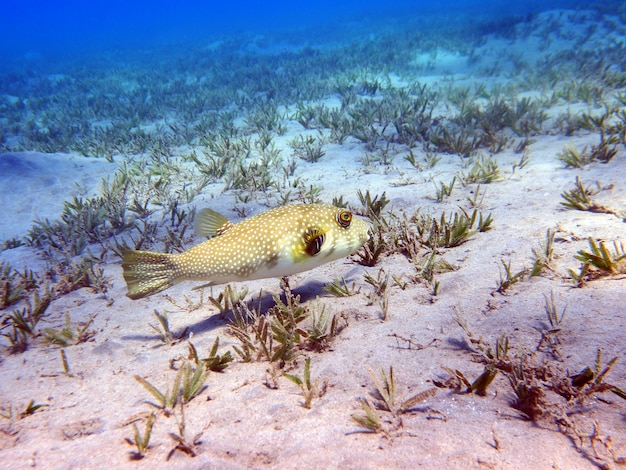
[122,203,370,299]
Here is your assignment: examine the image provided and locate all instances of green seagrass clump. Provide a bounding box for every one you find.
[569,238,626,286]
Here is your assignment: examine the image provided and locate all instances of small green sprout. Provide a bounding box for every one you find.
[323,277,360,297]
[180,362,209,404]
[530,228,556,277]
[351,398,382,433]
[569,238,626,286]
[356,229,386,266]
[188,338,233,372]
[207,284,248,315]
[134,372,181,416]
[283,357,325,408]
[306,300,338,349]
[60,349,71,375]
[149,310,187,346]
[434,176,456,202]
[20,399,48,418]
[558,146,588,168]
[43,313,96,347]
[127,413,155,460]
[496,259,527,293]
[167,403,203,460]
[544,291,567,332]
[366,365,437,416]
[560,177,613,214]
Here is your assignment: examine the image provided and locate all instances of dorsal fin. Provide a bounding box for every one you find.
[194,208,234,238]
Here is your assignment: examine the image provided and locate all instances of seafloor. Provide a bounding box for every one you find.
[1,5,625,469]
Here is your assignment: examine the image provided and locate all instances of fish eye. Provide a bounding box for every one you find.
[337,211,352,228]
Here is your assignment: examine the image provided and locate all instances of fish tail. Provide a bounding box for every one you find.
[122,250,180,299]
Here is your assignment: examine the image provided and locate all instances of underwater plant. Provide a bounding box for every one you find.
[530,228,556,277]
[167,404,203,460]
[43,313,96,347]
[187,338,233,373]
[560,177,620,217]
[126,413,155,460]
[496,259,527,294]
[323,277,360,297]
[458,156,502,185]
[415,208,493,250]
[227,280,339,365]
[0,262,38,309]
[351,365,437,434]
[148,310,187,346]
[434,177,456,202]
[289,134,326,163]
[2,290,51,353]
[569,238,626,286]
[283,357,326,409]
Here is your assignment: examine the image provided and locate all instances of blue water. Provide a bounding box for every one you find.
[0,0,620,163]
[2,0,583,62]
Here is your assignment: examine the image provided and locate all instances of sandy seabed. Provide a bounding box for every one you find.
[1,8,625,470]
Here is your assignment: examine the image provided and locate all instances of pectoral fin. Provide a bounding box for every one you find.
[303,228,326,257]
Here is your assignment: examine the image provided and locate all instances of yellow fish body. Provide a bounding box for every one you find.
[122,203,370,299]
